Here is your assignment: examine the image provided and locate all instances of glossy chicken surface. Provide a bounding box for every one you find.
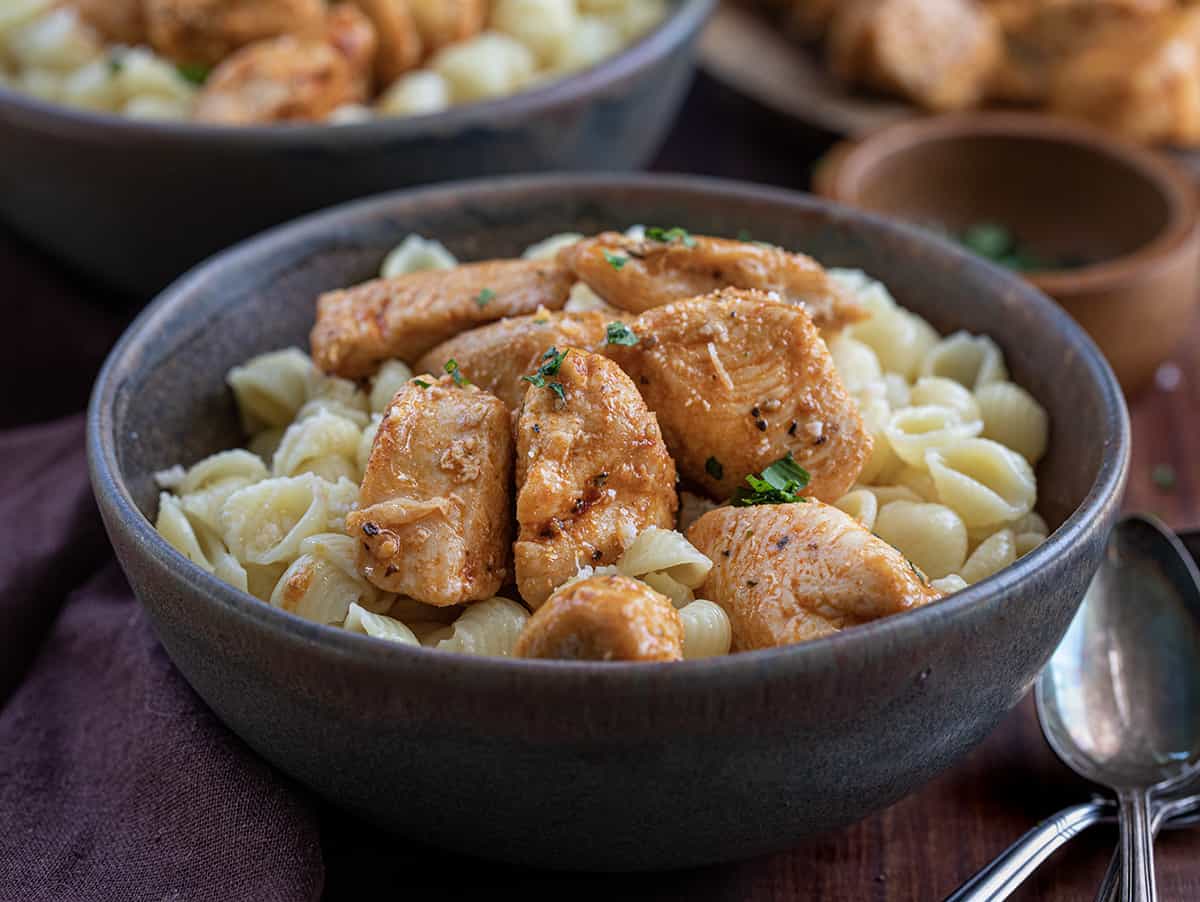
[514,350,677,608]
[827,0,1002,111]
[311,259,574,379]
[351,0,422,85]
[559,232,865,332]
[687,502,943,651]
[144,0,325,66]
[415,311,614,411]
[346,375,512,605]
[408,0,487,54]
[72,0,146,44]
[606,290,871,503]
[515,574,684,662]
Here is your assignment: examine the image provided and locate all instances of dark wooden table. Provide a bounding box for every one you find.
[5,71,1197,901]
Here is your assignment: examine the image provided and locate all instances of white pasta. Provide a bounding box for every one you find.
[930,574,968,595]
[679,600,732,659]
[920,332,1009,390]
[926,439,1037,528]
[175,450,269,533]
[245,562,288,602]
[156,492,214,572]
[862,484,924,507]
[836,270,939,380]
[833,488,879,531]
[113,46,195,102]
[884,373,911,409]
[551,15,623,73]
[830,335,883,397]
[344,603,420,645]
[885,405,982,469]
[910,377,981,422]
[433,31,536,102]
[1012,511,1049,538]
[961,529,1016,584]
[219,474,334,565]
[270,550,376,625]
[60,57,119,110]
[976,381,1049,464]
[227,348,317,432]
[12,66,61,101]
[0,0,53,36]
[369,360,415,414]
[435,598,530,656]
[380,233,458,278]
[295,397,370,431]
[358,413,382,478]
[7,8,99,71]
[1015,532,1045,557]
[855,395,896,484]
[873,501,968,580]
[617,527,713,589]
[272,409,362,482]
[563,282,617,313]
[326,103,373,125]
[492,0,578,65]
[601,0,670,39]
[893,466,939,502]
[122,95,190,120]
[522,232,584,261]
[641,570,694,608]
[376,69,451,117]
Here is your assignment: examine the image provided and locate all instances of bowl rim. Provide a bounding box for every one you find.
[0,0,714,145]
[815,111,1200,298]
[87,171,1131,686]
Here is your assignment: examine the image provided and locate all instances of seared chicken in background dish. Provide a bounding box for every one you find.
[312,259,573,378]
[606,289,871,503]
[73,0,148,44]
[514,349,677,609]
[515,574,685,662]
[415,311,615,411]
[346,374,512,606]
[687,502,942,650]
[351,0,423,85]
[559,232,865,332]
[144,0,325,67]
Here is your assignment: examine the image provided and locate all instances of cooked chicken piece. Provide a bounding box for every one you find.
[687,502,942,650]
[408,0,487,54]
[325,3,379,97]
[144,0,325,67]
[194,35,364,124]
[71,0,145,44]
[606,290,870,503]
[1048,8,1200,145]
[351,0,422,86]
[827,0,1002,111]
[312,260,574,379]
[514,349,677,608]
[346,375,512,605]
[515,574,684,661]
[414,311,615,411]
[559,232,864,332]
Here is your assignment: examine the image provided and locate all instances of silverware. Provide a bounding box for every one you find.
[1094,789,1200,901]
[1036,514,1200,902]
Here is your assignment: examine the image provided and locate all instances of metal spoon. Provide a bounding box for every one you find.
[1037,514,1200,902]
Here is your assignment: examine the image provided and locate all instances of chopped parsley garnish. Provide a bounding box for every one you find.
[522,347,569,401]
[736,228,753,242]
[177,63,212,86]
[412,379,430,389]
[603,251,628,271]
[548,382,566,403]
[108,54,124,75]
[475,287,495,308]
[645,226,697,248]
[443,359,470,387]
[908,559,929,586]
[1151,463,1177,491]
[605,321,638,346]
[732,452,811,507]
[705,456,724,481]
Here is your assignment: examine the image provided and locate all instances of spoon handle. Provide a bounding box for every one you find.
[1095,793,1200,902]
[943,801,1108,902]
[1116,789,1156,902]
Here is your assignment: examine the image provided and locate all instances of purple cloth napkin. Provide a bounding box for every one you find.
[0,416,324,901]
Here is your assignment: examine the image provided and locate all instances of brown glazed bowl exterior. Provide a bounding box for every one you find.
[88,174,1129,871]
[0,0,712,298]
[815,112,1200,396]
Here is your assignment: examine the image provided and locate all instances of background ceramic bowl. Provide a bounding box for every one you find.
[89,174,1129,871]
[0,0,712,298]
[814,112,1200,396]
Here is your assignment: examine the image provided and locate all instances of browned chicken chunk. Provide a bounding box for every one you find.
[687,502,942,650]
[346,375,512,606]
[414,311,615,411]
[606,290,871,503]
[144,0,325,66]
[325,3,380,97]
[827,0,1002,111]
[559,232,864,331]
[515,574,685,662]
[408,0,487,54]
[514,349,677,608]
[1048,8,1200,145]
[312,260,574,379]
[194,34,365,124]
[71,0,146,44]
[351,0,423,86]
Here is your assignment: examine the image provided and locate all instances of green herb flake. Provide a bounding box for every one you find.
[908,559,929,586]
[732,452,811,507]
[412,379,430,389]
[474,287,496,308]
[603,251,629,271]
[645,226,697,248]
[522,347,569,395]
[176,62,212,86]
[548,382,566,403]
[443,359,471,388]
[605,321,639,346]
[108,54,124,75]
[1151,463,1177,491]
[705,456,724,481]
[736,228,753,242]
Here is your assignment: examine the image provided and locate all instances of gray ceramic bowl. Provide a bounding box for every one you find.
[88,174,1129,871]
[0,0,711,297]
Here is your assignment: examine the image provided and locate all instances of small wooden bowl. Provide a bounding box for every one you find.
[815,113,1200,395]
